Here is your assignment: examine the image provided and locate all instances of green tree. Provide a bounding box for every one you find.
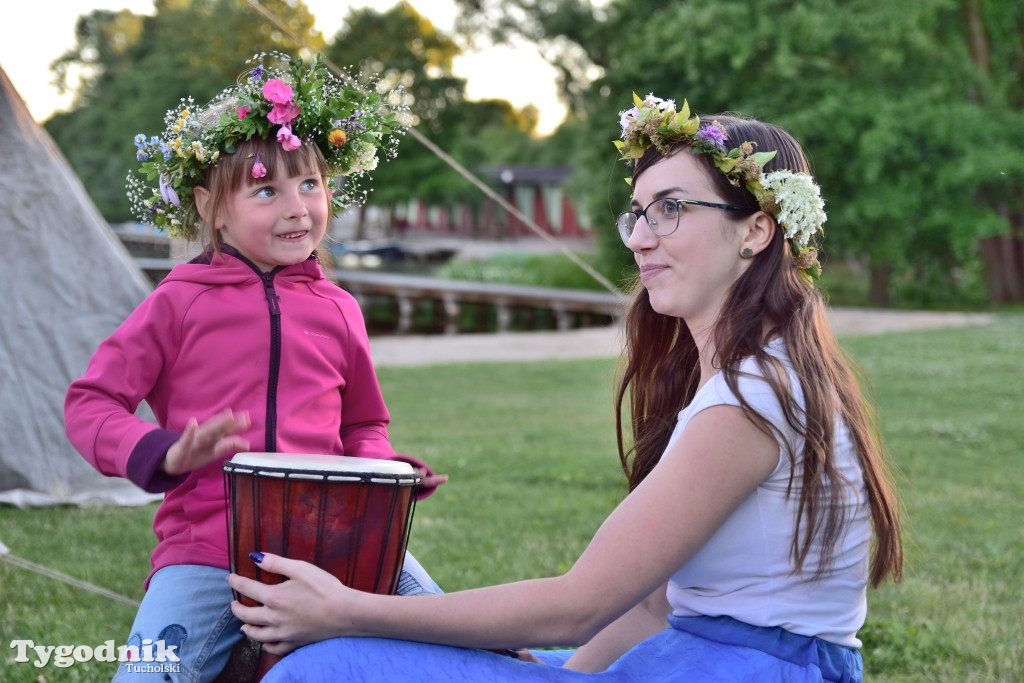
[452,0,606,114]
[326,1,542,236]
[956,0,1024,302]
[326,0,467,215]
[461,0,1024,305]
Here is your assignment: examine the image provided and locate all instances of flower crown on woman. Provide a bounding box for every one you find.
[127,52,408,240]
[615,92,826,282]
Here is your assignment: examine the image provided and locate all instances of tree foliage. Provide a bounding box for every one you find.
[456,0,1024,303]
[322,1,547,224]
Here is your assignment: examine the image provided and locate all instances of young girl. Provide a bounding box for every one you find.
[227,93,904,682]
[64,53,445,682]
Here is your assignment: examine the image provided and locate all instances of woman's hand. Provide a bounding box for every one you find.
[230,555,547,662]
[228,553,353,656]
[162,408,250,475]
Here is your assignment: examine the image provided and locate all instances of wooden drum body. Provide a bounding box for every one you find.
[224,452,421,605]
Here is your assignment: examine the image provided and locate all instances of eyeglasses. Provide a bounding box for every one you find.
[615,198,747,245]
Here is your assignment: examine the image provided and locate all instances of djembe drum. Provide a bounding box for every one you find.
[223,452,421,680]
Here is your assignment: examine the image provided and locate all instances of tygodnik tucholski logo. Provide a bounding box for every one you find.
[10,638,182,672]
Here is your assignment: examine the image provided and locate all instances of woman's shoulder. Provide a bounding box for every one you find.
[712,338,791,389]
[682,340,798,428]
[733,339,799,394]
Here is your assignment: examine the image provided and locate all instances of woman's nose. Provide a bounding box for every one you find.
[627,215,656,252]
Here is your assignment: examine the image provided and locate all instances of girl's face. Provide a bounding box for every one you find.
[216,168,329,272]
[627,150,749,328]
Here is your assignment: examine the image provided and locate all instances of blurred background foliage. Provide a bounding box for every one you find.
[42,0,1024,307]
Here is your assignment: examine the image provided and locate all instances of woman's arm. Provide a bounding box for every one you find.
[230,404,779,655]
[563,583,671,672]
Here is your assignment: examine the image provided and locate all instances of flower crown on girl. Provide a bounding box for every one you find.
[127,52,408,240]
[615,92,826,282]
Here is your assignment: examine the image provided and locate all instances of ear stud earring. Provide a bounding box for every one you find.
[741,248,754,258]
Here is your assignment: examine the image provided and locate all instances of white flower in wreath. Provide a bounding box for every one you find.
[349,140,380,174]
[643,93,676,113]
[759,170,826,248]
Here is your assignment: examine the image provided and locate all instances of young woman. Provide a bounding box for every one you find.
[65,54,445,681]
[227,93,903,682]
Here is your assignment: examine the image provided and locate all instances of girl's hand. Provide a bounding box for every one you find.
[417,468,449,491]
[228,553,352,656]
[162,409,250,475]
[510,649,542,663]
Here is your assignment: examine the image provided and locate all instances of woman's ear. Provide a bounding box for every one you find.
[740,211,776,258]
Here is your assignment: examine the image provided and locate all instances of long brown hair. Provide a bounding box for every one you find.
[614,116,903,587]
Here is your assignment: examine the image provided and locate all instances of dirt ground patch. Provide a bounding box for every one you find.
[369,308,995,367]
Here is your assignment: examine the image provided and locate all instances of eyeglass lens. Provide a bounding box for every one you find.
[616,199,680,243]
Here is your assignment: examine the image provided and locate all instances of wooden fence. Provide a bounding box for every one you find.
[134,258,625,335]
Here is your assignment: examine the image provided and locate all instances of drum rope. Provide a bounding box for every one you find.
[0,540,141,608]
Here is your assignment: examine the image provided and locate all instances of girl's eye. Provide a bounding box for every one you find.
[255,187,275,198]
[301,178,321,191]
[661,200,681,216]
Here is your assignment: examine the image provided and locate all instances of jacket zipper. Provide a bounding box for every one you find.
[216,245,289,452]
[260,270,282,452]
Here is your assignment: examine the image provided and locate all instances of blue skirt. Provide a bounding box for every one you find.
[262,614,863,682]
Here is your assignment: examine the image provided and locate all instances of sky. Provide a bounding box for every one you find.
[0,0,568,135]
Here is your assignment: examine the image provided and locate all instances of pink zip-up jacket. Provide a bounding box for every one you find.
[65,247,435,585]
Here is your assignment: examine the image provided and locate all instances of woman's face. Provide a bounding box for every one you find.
[626,150,749,329]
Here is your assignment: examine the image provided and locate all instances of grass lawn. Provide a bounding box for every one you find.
[2,315,1021,681]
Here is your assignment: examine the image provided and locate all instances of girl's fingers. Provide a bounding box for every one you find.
[215,436,250,459]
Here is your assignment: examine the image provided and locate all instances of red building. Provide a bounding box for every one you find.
[400,165,588,239]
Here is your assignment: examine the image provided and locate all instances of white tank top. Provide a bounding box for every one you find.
[664,339,871,648]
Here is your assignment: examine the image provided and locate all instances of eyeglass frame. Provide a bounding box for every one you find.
[615,198,748,245]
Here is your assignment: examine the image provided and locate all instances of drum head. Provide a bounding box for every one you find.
[227,452,415,475]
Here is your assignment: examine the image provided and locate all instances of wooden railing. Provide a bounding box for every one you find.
[134,258,626,335]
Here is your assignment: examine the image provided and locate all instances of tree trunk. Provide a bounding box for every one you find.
[1006,237,1024,300]
[382,205,394,239]
[961,0,991,78]
[868,263,892,307]
[355,203,368,241]
[978,235,1024,304]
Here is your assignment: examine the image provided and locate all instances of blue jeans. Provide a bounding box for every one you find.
[112,552,441,682]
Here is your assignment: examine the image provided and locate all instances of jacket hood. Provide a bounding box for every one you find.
[160,246,324,287]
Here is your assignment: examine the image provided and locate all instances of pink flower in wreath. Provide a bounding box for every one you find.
[262,79,293,104]
[235,105,251,120]
[251,154,267,178]
[276,124,302,151]
[268,101,300,125]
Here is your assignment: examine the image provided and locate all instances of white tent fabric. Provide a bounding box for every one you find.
[0,65,161,507]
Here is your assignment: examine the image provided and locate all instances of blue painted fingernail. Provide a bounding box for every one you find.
[249,551,264,564]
